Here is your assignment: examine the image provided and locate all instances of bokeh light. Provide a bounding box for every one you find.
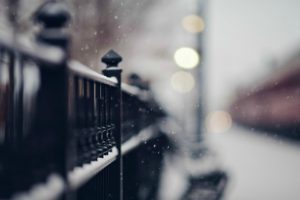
[205,110,232,133]
[174,47,200,69]
[170,71,195,93]
[182,15,205,33]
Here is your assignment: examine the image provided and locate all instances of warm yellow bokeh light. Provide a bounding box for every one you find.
[174,47,200,69]
[205,111,232,133]
[170,71,195,93]
[182,15,205,33]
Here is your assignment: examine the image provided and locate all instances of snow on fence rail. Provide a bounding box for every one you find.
[0,1,167,199]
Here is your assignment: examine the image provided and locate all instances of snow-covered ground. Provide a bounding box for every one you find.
[206,125,300,200]
[205,2,300,198]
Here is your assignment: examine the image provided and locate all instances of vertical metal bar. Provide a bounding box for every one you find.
[6,51,15,149]
[15,55,23,148]
[95,83,102,157]
[109,87,115,147]
[93,82,100,158]
[89,80,97,161]
[83,79,91,163]
[83,79,88,129]
[104,85,108,154]
[0,49,5,144]
[92,81,97,127]
[78,78,84,129]
[106,85,113,151]
[6,52,23,148]
[96,83,100,126]
[100,83,106,156]
[75,76,83,167]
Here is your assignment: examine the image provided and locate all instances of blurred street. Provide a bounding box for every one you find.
[206,125,300,200]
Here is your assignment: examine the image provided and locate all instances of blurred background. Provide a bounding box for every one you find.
[1,0,300,199]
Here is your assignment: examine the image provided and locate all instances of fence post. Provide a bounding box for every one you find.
[33,0,70,183]
[102,50,123,200]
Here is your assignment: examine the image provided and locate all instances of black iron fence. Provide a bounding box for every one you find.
[0,1,167,200]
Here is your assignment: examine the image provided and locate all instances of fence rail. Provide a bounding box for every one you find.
[0,1,167,200]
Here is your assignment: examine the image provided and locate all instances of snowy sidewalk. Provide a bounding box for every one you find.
[206,125,300,200]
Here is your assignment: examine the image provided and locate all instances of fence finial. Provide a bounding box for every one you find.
[102,50,122,67]
[34,1,71,50]
[102,50,123,78]
[34,1,70,28]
